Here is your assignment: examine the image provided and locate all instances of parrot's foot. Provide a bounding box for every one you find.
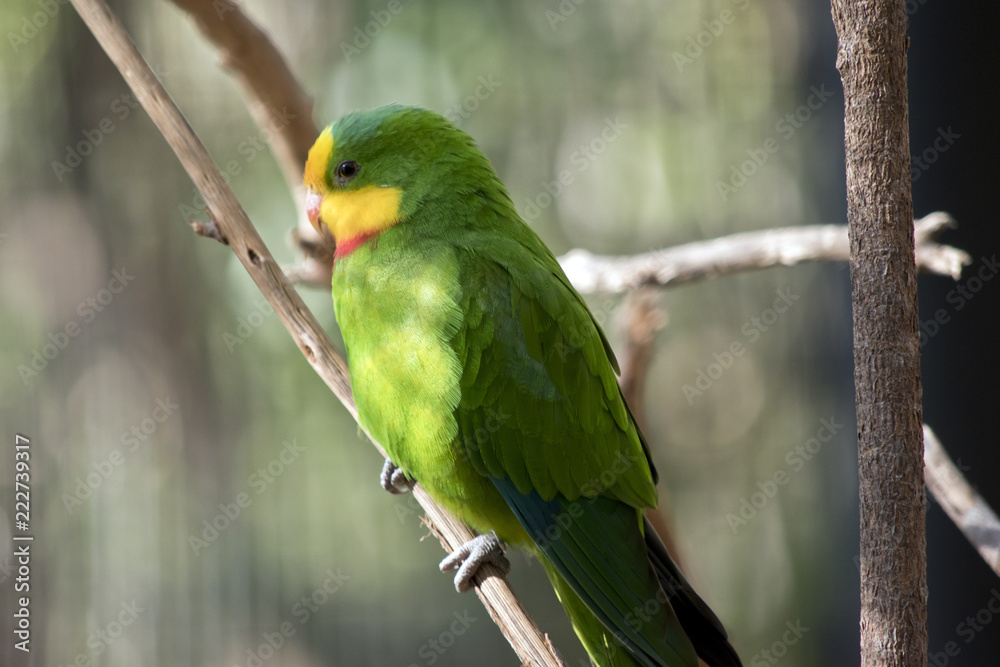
[380,458,415,494]
[439,532,510,593]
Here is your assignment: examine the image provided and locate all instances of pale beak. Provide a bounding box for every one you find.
[306,188,323,232]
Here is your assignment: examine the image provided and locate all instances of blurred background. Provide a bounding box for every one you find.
[1,0,998,665]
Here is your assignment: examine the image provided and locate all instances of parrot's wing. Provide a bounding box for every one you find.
[453,237,656,507]
[452,237,700,665]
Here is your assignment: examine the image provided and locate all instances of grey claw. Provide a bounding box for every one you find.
[439,532,510,593]
[380,458,414,494]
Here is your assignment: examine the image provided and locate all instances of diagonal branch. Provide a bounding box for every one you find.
[68,1,565,664]
[558,212,969,295]
[614,291,689,572]
[169,0,319,197]
[923,425,1000,579]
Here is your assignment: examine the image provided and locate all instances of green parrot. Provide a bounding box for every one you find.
[304,105,741,667]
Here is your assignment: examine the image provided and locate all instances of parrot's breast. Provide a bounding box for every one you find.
[332,237,525,541]
[333,242,462,456]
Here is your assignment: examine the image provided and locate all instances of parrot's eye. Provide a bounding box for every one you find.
[335,160,360,184]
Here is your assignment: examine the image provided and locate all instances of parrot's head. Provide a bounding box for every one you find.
[304,105,503,256]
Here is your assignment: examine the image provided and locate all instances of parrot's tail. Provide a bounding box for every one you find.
[541,558,648,667]
[642,519,743,667]
[537,520,742,667]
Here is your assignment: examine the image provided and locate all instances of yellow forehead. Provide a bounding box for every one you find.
[304,126,334,192]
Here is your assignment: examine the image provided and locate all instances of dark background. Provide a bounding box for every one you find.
[909,1,1000,663]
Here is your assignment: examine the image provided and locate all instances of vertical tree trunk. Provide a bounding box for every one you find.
[830,2,928,666]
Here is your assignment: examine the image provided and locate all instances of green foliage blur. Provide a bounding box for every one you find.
[1,0,864,665]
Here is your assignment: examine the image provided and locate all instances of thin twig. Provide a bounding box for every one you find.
[923,425,1000,578]
[169,0,327,249]
[170,0,337,254]
[617,288,666,430]
[189,218,228,245]
[614,290,686,571]
[557,212,968,295]
[284,227,334,286]
[68,1,565,664]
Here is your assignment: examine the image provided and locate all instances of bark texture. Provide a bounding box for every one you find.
[830,1,928,665]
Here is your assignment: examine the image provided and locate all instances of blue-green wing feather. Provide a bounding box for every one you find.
[492,478,698,667]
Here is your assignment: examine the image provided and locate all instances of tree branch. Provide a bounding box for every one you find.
[169,0,338,253]
[617,288,666,431]
[68,1,565,664]
[557,212,968,295]
[923,425,1000,579]
[614,291,690,574]
[169,0,318,193]
[832,1,927,665]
